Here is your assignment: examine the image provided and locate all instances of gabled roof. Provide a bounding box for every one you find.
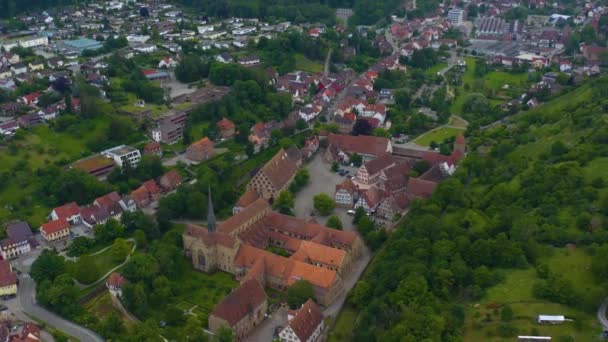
[286,299,324,342]
[328,133,390,157]
[235,188,260,208]
[107,272,125,287]
[41,219,69,235]
[291,240,345,269]
[95,191,121,210]
[219,198,270,235]
[159,169,182,190]
[211,279,266,326]
[0,260,15,288]
[184,224,236,248]
[80,205,110,226]
[335,178,358,195]
[406,178,438,199]
[6,221,33,242]
[361,153,395,176]
[52,202,80,219]
[254,148,299,192]
[217,117,235,131]
[142,180,161,195]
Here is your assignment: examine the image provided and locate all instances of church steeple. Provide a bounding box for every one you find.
[207,186,217,233]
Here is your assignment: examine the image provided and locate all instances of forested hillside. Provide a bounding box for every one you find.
[173,0,402,25]
[0,0,82,18]
[344,77,608,341]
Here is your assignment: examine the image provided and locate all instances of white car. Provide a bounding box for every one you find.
[347,210,355,215]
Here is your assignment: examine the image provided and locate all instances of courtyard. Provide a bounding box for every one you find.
[294,153,358,232]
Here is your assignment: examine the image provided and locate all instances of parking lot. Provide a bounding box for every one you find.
[294,153,358,232]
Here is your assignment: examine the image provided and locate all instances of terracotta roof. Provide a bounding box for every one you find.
[219,198,270,235]
[406,178,438,199]
[95,191,121,210]
[184,224,236,248]
[0,260,15,288]
[335,178,358,195]
[159,169,182,190]
[361,186,384,208]
[361,153,395,176]
[421,151,452,166]
[255,149,299,191]
[190,137,214,151]
[211,279,266,326]
[264,212,358,247]
[41,219,69,236]
[107,272,125,287]
[291,241,345,268]
[142,180,161,195]
[327,133,390,157]
[52,202,80,219]
[419,164,446,183]
[286,299,324,342]
[15,322,41,342]
[235,188,260,208]
[143,141,161,154]
[234,245,338,289]
[130,186,150,205]
[217,118,235,131]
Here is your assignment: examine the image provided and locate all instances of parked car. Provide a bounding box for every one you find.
[0,305,8,312]
[347,210,355,215]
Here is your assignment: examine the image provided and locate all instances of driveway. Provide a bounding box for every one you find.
[245,307,288,342]
[294,153,356,231]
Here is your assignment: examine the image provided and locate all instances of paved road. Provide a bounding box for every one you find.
[245,307,287,342]
[598,299,608,330]
[19,275,104,342]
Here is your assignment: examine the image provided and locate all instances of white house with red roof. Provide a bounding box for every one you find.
[20,92,41,106]
[40,219,70,242]
[106,272,126,297]
[50,202,81,225]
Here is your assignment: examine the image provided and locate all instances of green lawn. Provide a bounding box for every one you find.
[463,248,603,341]
[424,63,447,76]
[448,116,468,128]
[67,241,134,285]
[295,53,324,73]
[413,126,466,146]
[328,305,358,342]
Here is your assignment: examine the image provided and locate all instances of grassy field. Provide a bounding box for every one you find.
[413,126,466,146]
[448,116,469,128]
[84,291,135,328]
[424,63,447,76]
[328,305,358,342]
[295,53,324,73]
[67,241,134,285]
[463,248,603,341]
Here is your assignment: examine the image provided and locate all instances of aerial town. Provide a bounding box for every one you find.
[0,0,607,340]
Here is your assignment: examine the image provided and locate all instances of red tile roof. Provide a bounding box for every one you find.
[287,299,324,342]
[52,202,80,219]
[159,169,182,191]
[142,180,161,195]
[328,133,390,157]
[219,198,270,235]
[211,279,266,326]
[41,219,69,236]
[254,148,299,192]
[184,224,236,248]
[107,272,125,287]
[95,191,121,210]
[406,178,438,199]
[217,118,235,131]
[0,260,15,288]
[235,188,260,208]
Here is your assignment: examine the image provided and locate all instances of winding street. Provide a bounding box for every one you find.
[597,299,608,330]
[18,275,104,342]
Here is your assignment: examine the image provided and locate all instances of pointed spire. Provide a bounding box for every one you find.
[207,185,217,233]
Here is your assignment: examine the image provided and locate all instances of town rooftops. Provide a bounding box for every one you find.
[95,191,122,209]
[255,148,300,190]
[6,221,33,242]
[406,178,438,199]
[107,272,126,288]
[362,153,395,175]
[211,278,266,326]
[286,299,324,342]
[291,240,346,269]
[184,224,236,248]
[235,188,260,208]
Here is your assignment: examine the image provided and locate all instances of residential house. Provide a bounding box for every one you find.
[94,192,134,219]
[106,272,126,297]
[238,55,261,67]
[159,169,182,193]
[248,121,282,153]
[0,121,19,136]
[158,57,177,68]
[10,63,27,75]
[217,118,236,139]
[20,92,41,107]
[208,279,268,340]
[405,178,438,199]
[355,185,383,213]
[10,322,41,342]
[216,52,233,64]
[0,67,12,79]
[40,219,70,242]
[80,205,110,228]
[247,148,301,200]
[17,114,43,128]
[142,69,170,81]
[50,202,81,225]
[0,221,35,260]
[279,299,324,342]
[143,141,162,157]
[0,260,17,298]
[334,179,359,208]
[376,192,410,220]
[186,137,215,162]
[28,61,44,71]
